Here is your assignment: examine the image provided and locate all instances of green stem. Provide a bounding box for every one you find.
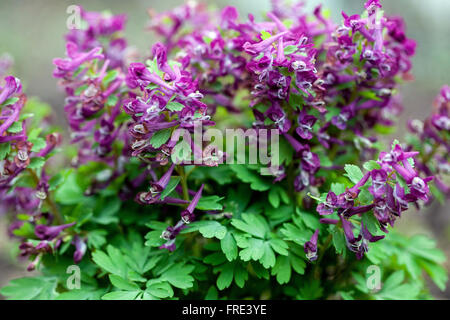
[178,166,190,202]
[313,233,333,279]
[28,168,64,225]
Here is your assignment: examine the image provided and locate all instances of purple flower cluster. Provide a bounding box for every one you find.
[1,68,82,269]
[317,144,433,259]
[95,0,421,251]
[66,7,129,69]
[53,9,132,173]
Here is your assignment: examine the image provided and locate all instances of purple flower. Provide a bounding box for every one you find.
[340,215,357,246]
[181,184,204,224]
[296,110,317,140]
[304,229,319,261]
[294,170,312,192]
[409,176,433,202]
[368,169,387,198]
[35,222,76,241]
[343,204,375,218]
[136,164,175,204]
[317,191,338,215]
[243,31,289,56]
[160,220,186,252]
[73,235,87,264]
[355,222,385,260]
[431,114,450,131]
[53,42,103,78]
[220,6,239,29]
[379,144,418,165]
[299,146,320,174]
[331,107,353,130]
[0,76,22,105]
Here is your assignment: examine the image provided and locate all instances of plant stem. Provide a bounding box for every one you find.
[178,166,190,202]
[27,168,64,225]
[313,233,333,279]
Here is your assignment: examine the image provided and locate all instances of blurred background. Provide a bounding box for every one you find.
[0,0,449,298]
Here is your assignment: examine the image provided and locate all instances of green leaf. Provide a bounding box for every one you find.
[407,235,446,264]
[362,211,381,235]
[284,45,298,55]
[150,129,172,149]
[260,31,272,40]
[289,254,306,275]
[204,252,227,266]
[239,238,265,262]
[2,97,19,106]
[374,124,396,135]
[0,142,11,160]
[268,188,280,208]
[229,165,271,191]
[12,222,34,238]
[363,160,381,171]
[189,221,227,240]
[231,213,268,239]
[344,164,364,184]
[190,166,234,185]
[330,182,346,195]
[102,290,141,300]
[376,270,421,300]
[56,288,105,300]
[28,128,42,140]
[280,223,311,245]
[221,232,238,261]
[331,226,346,255]
[7,121,23,133]
[269,238,289,255]
[144,231,165,248]
[30,137,46,153]
[197,195,224,211]
[298,279,323,299]
[92,245,128,278]
[0,276,58,300]
[233,263,248,288]
[106,95,119,107]
[87,230,107,249]
[160,263,195,289]
[358,90,382,101]
[92,197,120,225]
[421,260,448,291]
[102,69,119,87]
[271,255,291,284]
[54,172,85,205]
[159,176,180,200]
[297,209,321,230]
[216,263,234,290]
[166,101,185,112]
[28,157,46,169]
[146,282,174,298]
[109,274,140,291]
[205,286,219,300]
[260,242,276,268]
[123,232,160,275]
[48,169,72,191]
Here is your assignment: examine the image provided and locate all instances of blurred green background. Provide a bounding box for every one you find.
[0,0,449,298]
